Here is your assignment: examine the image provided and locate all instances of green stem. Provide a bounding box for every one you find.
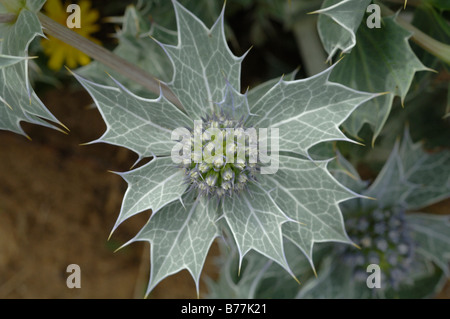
[0,12,184,110]
[377,1,450,65]
[292,15,328,76]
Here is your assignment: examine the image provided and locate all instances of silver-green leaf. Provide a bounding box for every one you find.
[222,183,296,278]
[259,155,356,267]
[73,72,192,158]
[316,0,371,61]
[365,129,450,210]
[0,9,60,136]
[407,213,450,276]
[111,157,187,233]
[130,192,219,296]
[160,0,244,120]
[0,54,26,68]
[331,16,430,143]
[247,65,378,158]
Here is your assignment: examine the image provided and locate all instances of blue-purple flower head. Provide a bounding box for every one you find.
[342,206,416,290]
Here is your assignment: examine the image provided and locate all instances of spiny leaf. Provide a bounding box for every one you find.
[365,129,450,210]
[111,157,188,234]
[297,256,374,299]
[259,155,356,266]
[130,192,219,297]
[363,140,413,209]
[398,130,450,209]
[297,250,446,298]
[247,68,298,110]
[331,16,430,143]
[222,183,295,278]
[72,72,192,158]
[25,0,46,12]
[316,0,371,61]
[407,213,450,276]
[0,9,61,136]
[247,65,378,158]
[206,241,275,299]
[0,54,26,68]
[207,240,315,299]
[159,0,244,120]
[217,81,250,121]
[328,150,369,193]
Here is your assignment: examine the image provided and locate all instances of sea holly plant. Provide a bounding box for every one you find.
[208,129,450,298]
[0,0,449,299]
[71,1,381,296]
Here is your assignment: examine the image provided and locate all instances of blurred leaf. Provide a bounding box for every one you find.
[411,3,450,71]
[78,5,176,98]
[407,213,450,276]
[331,16,429,144]
[297,255,374,298]
[206,239,317,299]
[298,251,446,298]
[328,150,369,193]
[206,242,278,299]
[424,0,450,10]
[365,129,450,210]
[399,131,450,209]
[446,83,450,118]
[385,261,445,298]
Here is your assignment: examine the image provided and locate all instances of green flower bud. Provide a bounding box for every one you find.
[205,172,218,187]
[180,113,259,198]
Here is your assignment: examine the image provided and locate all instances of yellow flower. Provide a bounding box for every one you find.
[41,0,101,71]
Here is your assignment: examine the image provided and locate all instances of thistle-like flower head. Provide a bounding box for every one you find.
[343,206,416,290]
[180,111,259,199]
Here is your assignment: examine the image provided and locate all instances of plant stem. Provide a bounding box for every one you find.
[292,15,328,76]
[377,1,450,65]
[0,12,184,110]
